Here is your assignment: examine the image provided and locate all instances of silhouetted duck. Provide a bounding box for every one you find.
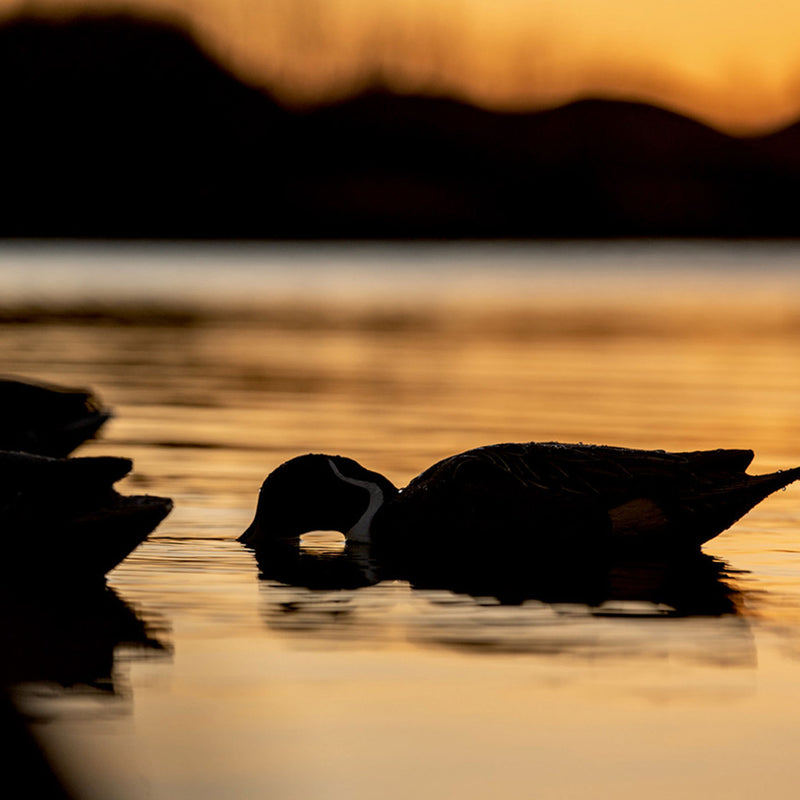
[0,450,172,581]
[0,376,112,457]
[239,443,800,557]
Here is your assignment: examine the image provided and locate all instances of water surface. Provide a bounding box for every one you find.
[2,241,800,799]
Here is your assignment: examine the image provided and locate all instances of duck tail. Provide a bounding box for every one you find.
[746,465,800,497]
[690,465,800,545]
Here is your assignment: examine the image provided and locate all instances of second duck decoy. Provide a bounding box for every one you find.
[239,442,800,557]
[0,450,172,582]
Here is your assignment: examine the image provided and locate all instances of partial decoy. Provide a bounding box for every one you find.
[240,442,800,558]
[0,450,172,581]
[0,376,112,457]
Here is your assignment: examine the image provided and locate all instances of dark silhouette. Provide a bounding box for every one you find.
[0,375,171,579]
[254,540,753,665]
[1,582,170,800]
[3,13,800,238]
[241,442,794,656]
[0,375,169,796]
[0,582,168,691]
[255,541,380,592]
[0,450,172,582]
[239,444,800,556]
[0,376,111,457]
[254,538,741,615]
[1,691,76,800]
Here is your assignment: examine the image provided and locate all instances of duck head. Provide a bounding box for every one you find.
[238,454,398,549]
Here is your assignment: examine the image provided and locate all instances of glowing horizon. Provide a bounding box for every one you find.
[4,0,800,134]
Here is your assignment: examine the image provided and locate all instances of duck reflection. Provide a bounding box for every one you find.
[1,581,171,800]
[1,581,170,698]
[254,537,752,661]
[255,536,741,612]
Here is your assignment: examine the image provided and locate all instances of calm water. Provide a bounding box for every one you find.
[3,241,800,799]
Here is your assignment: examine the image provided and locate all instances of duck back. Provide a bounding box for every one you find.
[377,443,800,553]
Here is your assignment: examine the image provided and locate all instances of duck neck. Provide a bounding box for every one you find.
[327,458,386,544]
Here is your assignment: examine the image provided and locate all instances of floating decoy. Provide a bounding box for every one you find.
[239,443,800,557]
[0,450,172,581]
[0,376,112,457]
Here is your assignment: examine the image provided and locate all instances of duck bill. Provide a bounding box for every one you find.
[237,520,259,545]
[237,518,299,548]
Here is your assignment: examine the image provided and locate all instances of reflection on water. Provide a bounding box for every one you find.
[2,242,800,799]
[2,583,171,741]
[1,581,171,799]
[256,536,753,665]
[252,534,755,666]
[257,537,744,611]
[2,584,168,696]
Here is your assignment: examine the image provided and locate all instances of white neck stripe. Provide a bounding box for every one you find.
[327,459,384,543]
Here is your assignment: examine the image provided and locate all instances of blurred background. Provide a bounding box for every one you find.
[3,0,800,238]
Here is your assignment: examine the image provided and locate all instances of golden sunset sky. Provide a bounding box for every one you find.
[5,0,800,134]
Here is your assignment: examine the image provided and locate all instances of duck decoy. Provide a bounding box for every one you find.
[239,442,800,557]
[0,376,112,457]
[0,450,172,582]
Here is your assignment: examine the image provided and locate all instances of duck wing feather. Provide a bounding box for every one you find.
[403,443,755,504]
[392,443,795,550]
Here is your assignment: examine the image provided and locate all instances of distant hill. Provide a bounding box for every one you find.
[2,13,800,238]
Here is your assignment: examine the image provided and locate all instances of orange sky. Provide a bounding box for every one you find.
[5,0,800,134]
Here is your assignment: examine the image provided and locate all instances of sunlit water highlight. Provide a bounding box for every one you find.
[2,241,800,799]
